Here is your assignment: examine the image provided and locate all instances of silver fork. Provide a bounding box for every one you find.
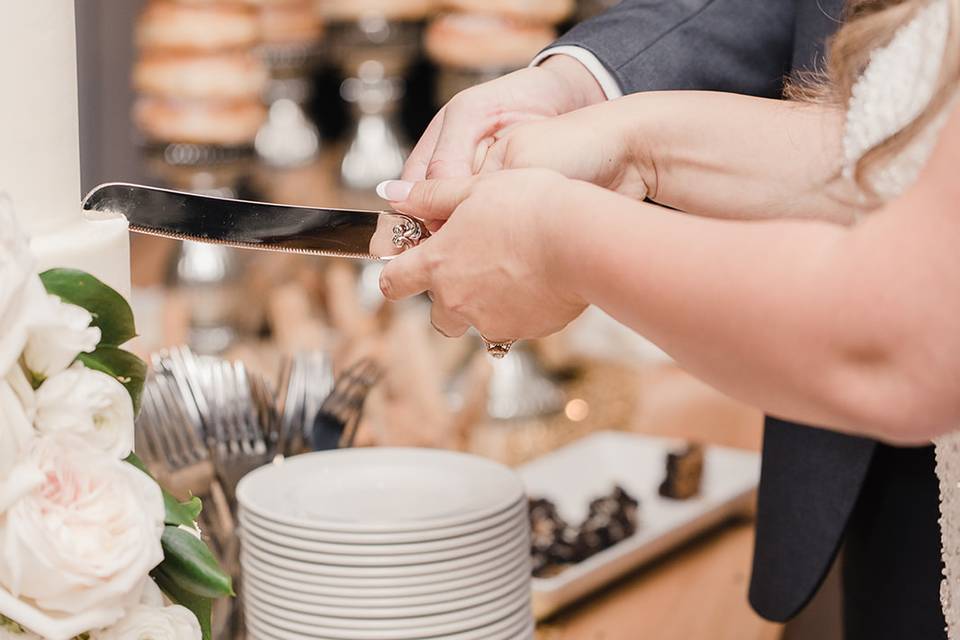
[137,367,236,543]
[309,358,382,451]
[177,352,273,504]
[136,372,216,500]
[272,351,334,457]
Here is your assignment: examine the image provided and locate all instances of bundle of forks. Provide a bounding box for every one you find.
[135,346,381,637]
[139,345,380,494]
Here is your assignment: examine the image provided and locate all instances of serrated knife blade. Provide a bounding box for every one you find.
[82,183,428,260]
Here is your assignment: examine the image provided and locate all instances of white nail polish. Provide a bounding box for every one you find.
[376,180,414,202]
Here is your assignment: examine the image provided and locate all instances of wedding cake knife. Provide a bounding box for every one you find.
[82,183,428,260]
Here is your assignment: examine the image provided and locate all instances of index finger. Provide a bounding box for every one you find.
[389,176,478,222]
[402,108,445,182]
[425,103,492,179]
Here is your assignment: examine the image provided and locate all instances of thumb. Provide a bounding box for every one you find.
[376,176,477,223]
[379,243,432,301]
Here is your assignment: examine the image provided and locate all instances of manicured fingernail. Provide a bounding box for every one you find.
[376,180,414,202]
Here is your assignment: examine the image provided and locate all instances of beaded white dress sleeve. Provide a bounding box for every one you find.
[840,0,959,634]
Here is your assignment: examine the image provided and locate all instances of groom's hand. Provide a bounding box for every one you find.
[478,99,655,202]
[402,55,606,181]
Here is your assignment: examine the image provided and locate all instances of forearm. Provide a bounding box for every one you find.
[553,181,957,444]
[627,91,862,223]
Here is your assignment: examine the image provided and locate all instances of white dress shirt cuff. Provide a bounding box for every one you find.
[530,46,624,100]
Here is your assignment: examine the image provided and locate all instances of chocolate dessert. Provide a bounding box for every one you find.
[658,443,705,500]
[529,485,640,577]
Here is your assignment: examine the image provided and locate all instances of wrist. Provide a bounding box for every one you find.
[541,178,598,305]
[618,93,673,201]
[539,54,607,112]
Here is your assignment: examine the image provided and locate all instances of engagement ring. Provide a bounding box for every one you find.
[481,336,516,359]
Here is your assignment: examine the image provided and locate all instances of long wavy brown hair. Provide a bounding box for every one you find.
[791,0,960,193]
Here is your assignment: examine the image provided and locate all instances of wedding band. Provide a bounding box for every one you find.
[481,336,516,359]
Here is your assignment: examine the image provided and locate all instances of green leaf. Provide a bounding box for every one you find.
[78,346,146,414]
[125,451,152,476]
[40,269,136,347]
[153,567,213,640]
[166,494,203,527]
[160,526,234,599]
[125,454,203,527]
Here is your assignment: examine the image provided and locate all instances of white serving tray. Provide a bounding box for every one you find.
[518,431,760,619]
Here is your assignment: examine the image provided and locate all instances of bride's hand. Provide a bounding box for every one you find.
[477,99,656,202]
[377,170,588,341]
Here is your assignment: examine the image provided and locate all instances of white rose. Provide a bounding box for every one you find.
[34,364,134,459]
[22,294,101,381]
[0,195,41,376]
[90,604,201,640]
[0,368,35,482]
[139,578,166,608]
[0,435,165,625]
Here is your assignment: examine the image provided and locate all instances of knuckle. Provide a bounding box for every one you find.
[379,272,396,299]
[447,295,470,317]
[424,251,442,275]
[426,157,466,180]
[418,180,440,212]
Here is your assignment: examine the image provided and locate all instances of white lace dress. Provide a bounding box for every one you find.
[841,0,960,634]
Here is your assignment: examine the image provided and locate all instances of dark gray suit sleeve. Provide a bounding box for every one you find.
[551,0,797,99]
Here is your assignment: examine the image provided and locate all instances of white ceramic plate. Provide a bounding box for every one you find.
[242,534,528,579]
[240,544,530,593]
[242,520,525,566]
[244,568,530,618]
[238,505,526,554]
[244,585,530,638]
[521,431,761,619]
[242,560,530,609]
[245,601,533,640]
[237,449,524,532]
[238,499,525,546]
[245,581,528,631]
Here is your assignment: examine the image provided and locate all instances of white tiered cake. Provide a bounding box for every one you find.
[0,1,131,297]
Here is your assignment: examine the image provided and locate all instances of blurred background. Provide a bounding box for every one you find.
[70,2,837,638]
[75,0,675,454]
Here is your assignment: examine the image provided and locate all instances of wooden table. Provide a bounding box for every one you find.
[534,365,782,640]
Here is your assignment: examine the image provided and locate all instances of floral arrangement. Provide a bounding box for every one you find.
[0,201,232,640]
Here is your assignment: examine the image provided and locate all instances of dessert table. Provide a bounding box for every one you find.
[534,366,781,639]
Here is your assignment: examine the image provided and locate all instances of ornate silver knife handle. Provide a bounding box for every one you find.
[392,216,425,250]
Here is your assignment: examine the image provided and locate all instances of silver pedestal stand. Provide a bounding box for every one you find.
[255,43,322,168]
[327,17,421,191]
[450,340,566,422]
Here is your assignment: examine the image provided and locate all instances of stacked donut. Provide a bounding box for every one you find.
[251,0,324,49]
[315,0,435,24]
[133,0,269,147]
[425,0,574,72]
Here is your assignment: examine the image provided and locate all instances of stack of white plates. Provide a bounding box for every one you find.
[236,448,533,640]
